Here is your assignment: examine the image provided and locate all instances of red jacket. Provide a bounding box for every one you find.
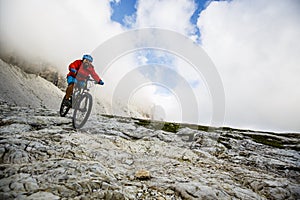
[67,60,101,83]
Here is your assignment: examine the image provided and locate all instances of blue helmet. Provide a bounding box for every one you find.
[82,54,93,62]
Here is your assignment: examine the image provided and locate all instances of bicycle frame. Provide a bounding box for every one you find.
[72,78,94,106]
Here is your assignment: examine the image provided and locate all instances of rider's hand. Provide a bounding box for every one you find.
[99,80,104,85]
[70,68,77,73]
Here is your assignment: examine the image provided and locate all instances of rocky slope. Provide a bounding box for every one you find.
[0,100,299,200]
[0,59,64,110]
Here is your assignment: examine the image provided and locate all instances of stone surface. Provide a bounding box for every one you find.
[0,100,299,199]
[135,169,151,180]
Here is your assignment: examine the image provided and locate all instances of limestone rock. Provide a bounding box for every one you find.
[0,100,299,199]
[135,169,151,180]
[25,192,60,200]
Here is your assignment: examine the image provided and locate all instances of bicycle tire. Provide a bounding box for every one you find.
[59,95,71,117]
[72,93,93,129]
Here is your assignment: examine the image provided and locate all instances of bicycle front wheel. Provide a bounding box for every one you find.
[72,93,93,129]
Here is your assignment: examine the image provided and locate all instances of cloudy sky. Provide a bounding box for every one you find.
[0,0,299,132]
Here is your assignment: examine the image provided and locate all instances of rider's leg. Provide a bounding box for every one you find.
[65,83,74,99]
[65,76,76,100]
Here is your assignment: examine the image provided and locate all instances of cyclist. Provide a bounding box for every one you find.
[64,54,104,105]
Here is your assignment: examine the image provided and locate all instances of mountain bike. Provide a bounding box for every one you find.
[60,77,98,129]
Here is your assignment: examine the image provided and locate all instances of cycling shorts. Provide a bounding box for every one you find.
[67,76,77,85]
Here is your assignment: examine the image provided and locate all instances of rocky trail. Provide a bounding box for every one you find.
[0,100,299,199]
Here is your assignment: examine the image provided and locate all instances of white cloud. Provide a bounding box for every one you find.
[197,0,300,132]
[110,0,121,4]
[0,0,124,71]
[173,56,213,125]
[134,0,197,36]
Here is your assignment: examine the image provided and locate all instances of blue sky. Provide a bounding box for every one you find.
[110,0,137,27]
[110,0,216,35]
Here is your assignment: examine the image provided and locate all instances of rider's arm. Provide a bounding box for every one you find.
[69,60,82,76]
[89,65,101,83]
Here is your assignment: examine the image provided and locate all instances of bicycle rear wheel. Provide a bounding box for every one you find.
[59,95,71,117]
[72,93,93,129]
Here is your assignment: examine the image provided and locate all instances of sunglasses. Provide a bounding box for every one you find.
[83,59,92,63]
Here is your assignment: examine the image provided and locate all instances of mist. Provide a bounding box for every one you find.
[0,0,123,72]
